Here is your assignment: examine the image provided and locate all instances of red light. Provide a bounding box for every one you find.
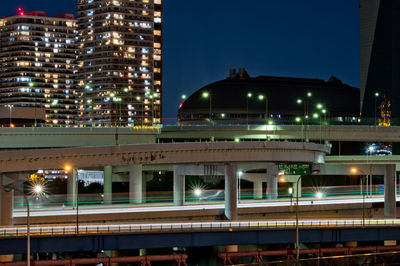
[19,12,24,16]
[17,8,22,12]
[179,103,183,108]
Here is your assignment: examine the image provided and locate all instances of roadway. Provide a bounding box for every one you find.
[12,196,400,225]
[2,218,400,255]
[14,196,395,217]
[2,125,400,149]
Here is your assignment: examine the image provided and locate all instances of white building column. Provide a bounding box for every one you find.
[384,164,396,218]
[67,169,78,208]
[104,166,113,205]
[254,180,263,200]
[142,173,153,203]
[129,164,143,204]
[0,184,13,226]
[13,181,24,209]
[0,176,14,263]
[173,166,185,206]
[266,164,278,200]
[225,164,238,220]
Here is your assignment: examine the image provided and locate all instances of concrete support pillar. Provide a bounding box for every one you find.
[173,167,185,206]
[0,187,13,226]
[14,181,24,209]
[104,166,113,205]
[254,180,263,200]
[67,169,77,208]
[293,178,302,198]
[143,173,153,203]
[384,164,396,218]
[266,164,278,200]
[225,164,238,220]
[0,176,13,263]
[129,164,143,204]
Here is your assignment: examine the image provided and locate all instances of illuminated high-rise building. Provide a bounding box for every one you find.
[77,0,162,127]
[360,0,400,123]
[0,11,78,126]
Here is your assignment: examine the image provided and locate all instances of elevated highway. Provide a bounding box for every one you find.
[0,141,329,226]
[0,141,328,173]
[13,196,400,225]
[1,219,400,255]
[1,125,400,150]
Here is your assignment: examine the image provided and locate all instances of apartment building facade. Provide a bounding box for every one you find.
[77,0,162,127]
[0,11,78,126]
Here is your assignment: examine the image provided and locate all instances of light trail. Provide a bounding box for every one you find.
[1,219,400,238]
[13,196,399,218]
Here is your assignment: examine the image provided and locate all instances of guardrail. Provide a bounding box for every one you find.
[1,219,400,238]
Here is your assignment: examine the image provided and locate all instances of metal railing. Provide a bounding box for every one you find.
[1,219,400,238]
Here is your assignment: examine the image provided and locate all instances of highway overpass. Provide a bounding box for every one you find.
[1,125,400,149]
[0,141,329,226]
[1,219,400,255]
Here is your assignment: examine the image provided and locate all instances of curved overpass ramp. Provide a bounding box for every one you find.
[0,142,329,173]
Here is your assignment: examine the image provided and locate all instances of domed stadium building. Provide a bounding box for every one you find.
[178,68,360,126]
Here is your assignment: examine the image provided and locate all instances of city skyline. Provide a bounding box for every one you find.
[1,0,360,122]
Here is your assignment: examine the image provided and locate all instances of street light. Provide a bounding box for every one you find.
[258,94,268,126]
[288,187,293,205]
[238,171,243,202]
[350,167,366,226]
[366,145,374,197]
[136,96,144,127]
[202,91,212,122]
[295,175,302,264]
[294,172,321,264]
[33,185,43,194]
[194,188,202,197]
[374,92,380,126]
[246,92,253,126]
[65,164,79,233]
[2,182,44,266]
[28,82,37,127]
[6,104,13,127]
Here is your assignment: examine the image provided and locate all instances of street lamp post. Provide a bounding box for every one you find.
[258,94,268,126]
[295,175,302,265]
[65,165,79,233]
[351,167,366,226]
[374,92,380,126]
[28,82,36,127]
[321,109,327,142]
[289,187,293,205]
[238,171,243,202]
[316,104,323,143]
[296,92,312,141]
[6,105,13,126]
[246,92,252,126]
[2,183,43,266]
[202,92,212,123]
[367,146,374,197]
[296,99,306,141]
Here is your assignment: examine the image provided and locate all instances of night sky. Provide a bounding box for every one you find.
[1,0,360,123]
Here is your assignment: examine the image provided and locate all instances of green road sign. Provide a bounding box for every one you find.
[278,163,310,175]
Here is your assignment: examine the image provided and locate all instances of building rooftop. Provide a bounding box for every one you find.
[178,68,360,124]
